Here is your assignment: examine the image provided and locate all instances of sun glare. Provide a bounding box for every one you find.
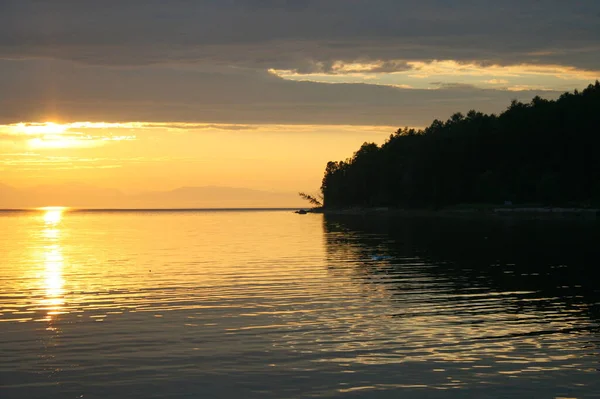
[16,122,68,135]
[27,136,90,149]
[4,121,138,149]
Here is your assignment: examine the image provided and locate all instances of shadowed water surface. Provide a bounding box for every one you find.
[0,209,599,398]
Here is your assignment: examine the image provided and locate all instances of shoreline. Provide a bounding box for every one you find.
[308,206,599,220]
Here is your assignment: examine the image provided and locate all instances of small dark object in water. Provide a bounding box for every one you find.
[371,255,391,261]
[295,209,308,214]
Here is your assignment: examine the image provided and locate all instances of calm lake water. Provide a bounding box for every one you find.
[1,209,599,398]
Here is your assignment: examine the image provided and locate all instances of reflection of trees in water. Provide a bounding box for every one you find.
[323,215,600,323]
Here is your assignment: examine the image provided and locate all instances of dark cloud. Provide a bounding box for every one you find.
[430,82,480,90]
[0,1,599,69]
[0,1,597,126]
[135,123,259,131]
[234,0,315,12]
[0,59,562,126]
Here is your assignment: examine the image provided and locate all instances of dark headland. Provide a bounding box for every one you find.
[301,82,600,220]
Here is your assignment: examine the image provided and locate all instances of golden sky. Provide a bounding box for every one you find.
[0,122,394,207]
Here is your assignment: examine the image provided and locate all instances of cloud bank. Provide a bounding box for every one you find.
[0,1,599,126]
[2,1,600,68]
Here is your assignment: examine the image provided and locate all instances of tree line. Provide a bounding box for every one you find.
[319,81,600,209]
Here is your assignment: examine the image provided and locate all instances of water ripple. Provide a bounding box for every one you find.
[0,210,598,398]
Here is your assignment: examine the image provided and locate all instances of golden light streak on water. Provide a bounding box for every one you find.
[38,207,67,322]
[41,245,65,320]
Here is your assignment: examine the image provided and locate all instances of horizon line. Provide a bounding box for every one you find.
[0,207,306,213]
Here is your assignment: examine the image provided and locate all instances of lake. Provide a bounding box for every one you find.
[1,209,599,398]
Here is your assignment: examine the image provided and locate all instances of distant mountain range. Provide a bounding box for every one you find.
[0,183,306,209]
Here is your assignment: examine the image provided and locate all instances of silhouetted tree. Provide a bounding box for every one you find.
[298,192,323,207]
[320,81,600,209]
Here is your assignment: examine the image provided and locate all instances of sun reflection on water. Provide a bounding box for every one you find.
[39,207,67,321]
[43,245,65,317]
[41,207,67,226]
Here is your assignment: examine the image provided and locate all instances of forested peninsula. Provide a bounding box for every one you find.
[319,82,600,210]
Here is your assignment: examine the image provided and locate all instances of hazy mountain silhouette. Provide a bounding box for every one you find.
[0,183,304,209]
[130,186,304,208]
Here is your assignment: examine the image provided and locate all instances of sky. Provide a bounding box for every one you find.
[1,0,599,207]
